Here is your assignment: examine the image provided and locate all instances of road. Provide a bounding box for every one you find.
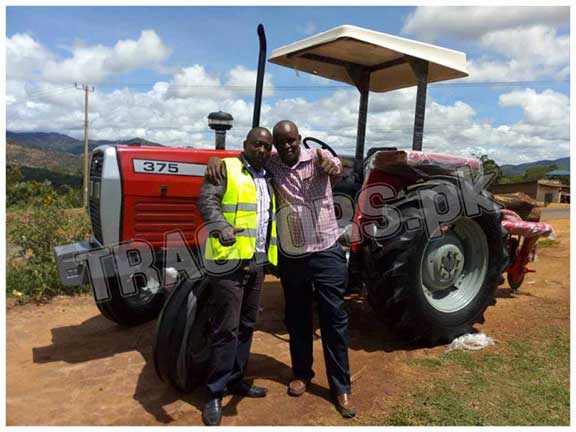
[541,207,570,220]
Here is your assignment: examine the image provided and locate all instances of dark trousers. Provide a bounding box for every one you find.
[206,260,264,398]
[279,243,351,394]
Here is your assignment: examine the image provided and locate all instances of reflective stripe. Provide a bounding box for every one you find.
[237,203,258,211]
[221,203,258,212]
[236,230,277,245]
[205,157,278,266]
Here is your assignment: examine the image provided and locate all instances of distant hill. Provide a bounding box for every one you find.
[6,131,164,155]
[501,157,570,177]
[7,143,82,175]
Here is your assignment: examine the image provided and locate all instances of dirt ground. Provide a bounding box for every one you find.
[6,217,570,426]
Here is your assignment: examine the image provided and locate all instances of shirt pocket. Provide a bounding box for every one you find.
[298,160,315,182]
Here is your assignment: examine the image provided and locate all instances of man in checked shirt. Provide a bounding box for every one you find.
[206,120,355,418]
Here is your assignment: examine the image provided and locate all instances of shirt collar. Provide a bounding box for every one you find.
[240,152,267,177]
[298,148,313,163]
[272,147,312,169]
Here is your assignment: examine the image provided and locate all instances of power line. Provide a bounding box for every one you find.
[10,78,571,91]
[95,79,569,90]
[8,80,569,107]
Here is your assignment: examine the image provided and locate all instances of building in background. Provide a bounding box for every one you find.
[490,179,570,205]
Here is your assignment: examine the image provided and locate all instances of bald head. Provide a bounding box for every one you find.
[247,127,272,142]
[273,120,299,139]
[243,127,273,171]
[273,120,301,166]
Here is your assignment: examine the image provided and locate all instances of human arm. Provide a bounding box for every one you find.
[198,173,243,246]
[205,157,226,185]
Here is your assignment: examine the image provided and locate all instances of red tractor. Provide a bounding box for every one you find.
[55,25,553,390]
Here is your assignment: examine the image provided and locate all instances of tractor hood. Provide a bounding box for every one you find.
[269,25,468,92]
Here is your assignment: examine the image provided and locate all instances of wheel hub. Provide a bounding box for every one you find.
[422,240,465,291]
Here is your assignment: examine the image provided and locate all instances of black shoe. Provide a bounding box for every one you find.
[202,397,222,426]
[227,381,268,398]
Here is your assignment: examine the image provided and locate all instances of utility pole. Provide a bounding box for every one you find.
[75,83,95,208]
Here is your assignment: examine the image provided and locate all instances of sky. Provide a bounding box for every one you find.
[5,5,571,164]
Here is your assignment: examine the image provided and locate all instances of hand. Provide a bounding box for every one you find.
[206,157,226,185]
[316,149,340,176]
[218,226,245,246]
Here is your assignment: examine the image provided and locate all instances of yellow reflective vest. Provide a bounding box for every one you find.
[204,157,278,266]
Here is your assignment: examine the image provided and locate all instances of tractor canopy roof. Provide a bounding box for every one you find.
[269,25,468,92]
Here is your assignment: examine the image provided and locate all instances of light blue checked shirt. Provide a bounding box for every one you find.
[241,155,271,253]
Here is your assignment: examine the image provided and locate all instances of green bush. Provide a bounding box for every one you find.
[7,204,91,303]
[7,179,83,209]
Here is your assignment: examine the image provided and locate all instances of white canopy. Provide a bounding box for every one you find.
[269,25,468,93]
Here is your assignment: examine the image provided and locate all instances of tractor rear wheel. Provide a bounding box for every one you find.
[364,178,508,345]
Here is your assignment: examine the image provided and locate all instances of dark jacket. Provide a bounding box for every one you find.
[198,155,275,235]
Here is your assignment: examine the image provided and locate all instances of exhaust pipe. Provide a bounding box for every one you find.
[252,24,267,128]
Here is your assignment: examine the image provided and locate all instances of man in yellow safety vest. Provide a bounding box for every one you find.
[198,127,276,426]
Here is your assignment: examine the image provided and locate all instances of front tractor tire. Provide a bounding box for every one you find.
[96,276,165,326]
[364,179,508,345]
[94,257,166,326]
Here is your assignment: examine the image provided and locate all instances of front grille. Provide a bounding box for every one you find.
[90,151,104,179]
[89,151,104,244]
[132,201,199,243]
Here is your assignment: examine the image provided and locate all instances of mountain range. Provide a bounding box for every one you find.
[500,157,570,177]
[6,131,570,178]
[6,131,163,155]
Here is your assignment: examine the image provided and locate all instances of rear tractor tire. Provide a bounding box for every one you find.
[364,178,508,345]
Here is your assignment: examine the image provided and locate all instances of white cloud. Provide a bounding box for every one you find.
[105,30,171,72]
[499,88,569,141]
[225,65,274,97]
[6,26,569,166]
[164,65,226,99]
[467,25,569,81]
[7,77,570,164]
[8,30,171,84]
[414,89,570,163]
[403,6,568,41]
[401,7,570,83]
[163,64,273,100]
[7,33,53,80]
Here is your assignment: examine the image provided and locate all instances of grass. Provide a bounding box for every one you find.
[361,326,569,426]
[538,239,561,248]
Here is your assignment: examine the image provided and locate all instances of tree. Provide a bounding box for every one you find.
[476,154,502,183]
[524,164,557,182]
[7,164,23,185]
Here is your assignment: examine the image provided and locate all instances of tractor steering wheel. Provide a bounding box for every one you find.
[302,137,338,158]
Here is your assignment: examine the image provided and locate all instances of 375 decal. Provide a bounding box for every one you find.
[132,159,206,176]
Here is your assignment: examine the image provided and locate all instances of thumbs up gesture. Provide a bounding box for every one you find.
[316,148,340,176]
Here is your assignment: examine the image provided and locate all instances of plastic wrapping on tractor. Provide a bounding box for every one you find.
[154,276,212,393]
[501,209,555,239]
[364,149,482,180]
